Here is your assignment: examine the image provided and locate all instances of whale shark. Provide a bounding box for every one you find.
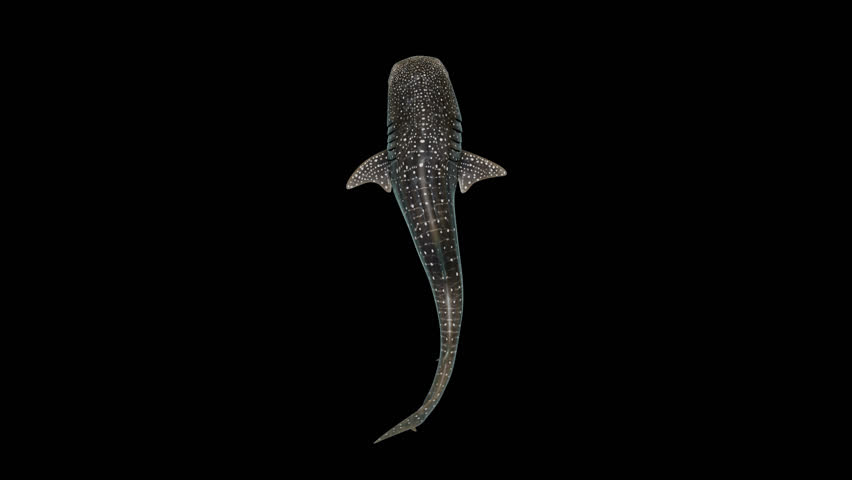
[347,56,506,443]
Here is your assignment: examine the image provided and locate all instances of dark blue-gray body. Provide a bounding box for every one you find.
[347,56,505,443]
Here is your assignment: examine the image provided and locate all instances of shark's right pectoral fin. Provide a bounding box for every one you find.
[346,150,392,192]
[458,151,507,193]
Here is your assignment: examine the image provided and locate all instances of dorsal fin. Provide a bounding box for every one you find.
[346,151,392,192]
[458,151,507,193]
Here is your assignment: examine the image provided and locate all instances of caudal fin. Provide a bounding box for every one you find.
[373,348,459,444]
[373,410,424,444]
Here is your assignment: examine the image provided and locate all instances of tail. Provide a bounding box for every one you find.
[374,347,459,444]
[376,186,465,444]
[373,410,422,444]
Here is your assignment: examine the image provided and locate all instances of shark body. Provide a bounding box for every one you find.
[347,56,506,443]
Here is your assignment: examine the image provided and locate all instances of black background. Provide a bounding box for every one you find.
[76,13,752,464]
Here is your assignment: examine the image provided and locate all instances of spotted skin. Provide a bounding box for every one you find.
[346,56,506,444]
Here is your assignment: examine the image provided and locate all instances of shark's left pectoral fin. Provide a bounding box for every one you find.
[346,150,392,192]
[458,151,507,193]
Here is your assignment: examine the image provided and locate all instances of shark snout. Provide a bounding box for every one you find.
[389,56,448,85]
[393,55,443,67]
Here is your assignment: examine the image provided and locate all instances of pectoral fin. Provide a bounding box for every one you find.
[458,151,507,193]
[346,151,392,192]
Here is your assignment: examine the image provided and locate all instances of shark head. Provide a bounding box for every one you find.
[387,56,457,125]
